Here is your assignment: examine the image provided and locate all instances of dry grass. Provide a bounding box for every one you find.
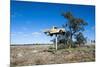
[10,45,95,66]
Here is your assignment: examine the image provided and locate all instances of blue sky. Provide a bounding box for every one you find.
[10,0,95,44]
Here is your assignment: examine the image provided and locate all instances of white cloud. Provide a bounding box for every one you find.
[32,32,41,36]
[22,34,28,36]
[17,32,23,34]
[11,32,23,36]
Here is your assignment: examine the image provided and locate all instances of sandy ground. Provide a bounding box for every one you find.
[10,45,95,66]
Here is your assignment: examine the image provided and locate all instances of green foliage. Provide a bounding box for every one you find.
[61,11,88,47]
[49,46,55,50]
[58,44,67,49]
[75,32,87,46]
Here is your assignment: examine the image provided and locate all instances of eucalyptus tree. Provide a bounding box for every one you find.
[75,32,87,46]
[62,12,88,47]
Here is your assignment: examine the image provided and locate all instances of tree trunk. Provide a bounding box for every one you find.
[78,43,80,47]
[70,34,73,48]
